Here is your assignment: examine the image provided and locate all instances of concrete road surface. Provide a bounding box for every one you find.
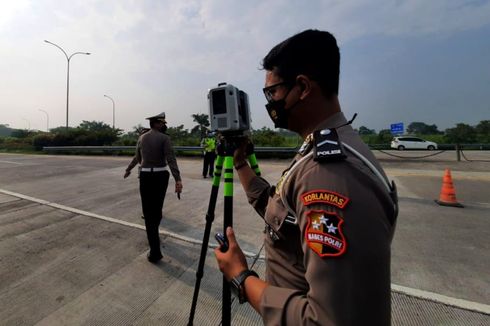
[0,151,489,325]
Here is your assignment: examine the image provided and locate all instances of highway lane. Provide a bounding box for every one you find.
[0,152,489,306]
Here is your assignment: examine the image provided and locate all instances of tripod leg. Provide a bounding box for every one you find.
[221,155,234,326]
[187,155,224,326]
[212,154,224,186]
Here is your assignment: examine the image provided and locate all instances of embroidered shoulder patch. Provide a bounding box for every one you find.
[301,190,349,209]
[305,210,346,257]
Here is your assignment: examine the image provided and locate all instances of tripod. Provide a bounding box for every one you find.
[188,137,260,326]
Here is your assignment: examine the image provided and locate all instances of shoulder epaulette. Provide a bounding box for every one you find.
[313,128,347,162]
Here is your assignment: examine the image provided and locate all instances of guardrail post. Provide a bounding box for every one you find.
[456,144,461,161]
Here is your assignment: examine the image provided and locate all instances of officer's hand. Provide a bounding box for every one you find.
[214,227,248,281]
[175,181,183,193]
[123,171,130,179]
[233,137,250,164]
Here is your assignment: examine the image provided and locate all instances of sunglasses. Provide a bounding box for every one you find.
[262,81,292,103]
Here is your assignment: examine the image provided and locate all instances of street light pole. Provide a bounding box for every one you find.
[44,40,90,129]
[22,118,30,131]
[104,95,115,129]
[39,109,49,132]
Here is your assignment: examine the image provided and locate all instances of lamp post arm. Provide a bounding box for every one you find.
[69,52,91,61]
[44,40,69,61]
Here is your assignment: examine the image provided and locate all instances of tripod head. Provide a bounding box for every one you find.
[216,133,254,157]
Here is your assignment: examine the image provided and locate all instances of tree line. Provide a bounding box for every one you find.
[0,119,488,152]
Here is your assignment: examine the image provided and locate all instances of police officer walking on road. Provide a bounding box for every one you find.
[132,112,183,263]
[200,130,217,178]
[215,30,398,325]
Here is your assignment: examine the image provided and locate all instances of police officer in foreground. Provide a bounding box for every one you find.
[134,112,183,263]
[214,30,398,325]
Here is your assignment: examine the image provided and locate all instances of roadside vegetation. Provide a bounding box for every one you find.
[0,118,488,153]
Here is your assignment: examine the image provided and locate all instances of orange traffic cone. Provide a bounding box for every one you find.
[435,169,464,208]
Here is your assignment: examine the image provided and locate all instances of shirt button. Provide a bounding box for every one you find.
[274,217,280,225]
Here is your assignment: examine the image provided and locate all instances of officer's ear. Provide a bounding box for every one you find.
[296,75,311,100]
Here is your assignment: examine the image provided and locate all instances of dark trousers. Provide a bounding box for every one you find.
[139,171,170,257]
[202,152,216,177]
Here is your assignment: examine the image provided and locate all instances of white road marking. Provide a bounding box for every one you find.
[391,284,490,315]
[1,187,489,315]
[0,160,24,165]
[0,188,259,257]
[385,168,490,181]
[390,175,421,199]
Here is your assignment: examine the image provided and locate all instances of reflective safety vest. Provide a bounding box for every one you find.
[203,137,216,152]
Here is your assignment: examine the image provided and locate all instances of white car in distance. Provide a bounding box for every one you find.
[391,136,438,150]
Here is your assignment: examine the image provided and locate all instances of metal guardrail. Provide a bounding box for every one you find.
[42,146,300,154]
[43,146,136,152]
[42,144,489,154]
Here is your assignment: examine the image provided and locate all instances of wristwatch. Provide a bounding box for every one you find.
[230,269,259,304]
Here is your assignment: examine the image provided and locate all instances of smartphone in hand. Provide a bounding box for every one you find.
[215,232,229,252]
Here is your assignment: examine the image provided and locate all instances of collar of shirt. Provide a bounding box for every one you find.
[312,111,348,132]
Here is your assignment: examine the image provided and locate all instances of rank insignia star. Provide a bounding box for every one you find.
[312,221,321,230]
[319,215,329,225]
[326,223,337,234]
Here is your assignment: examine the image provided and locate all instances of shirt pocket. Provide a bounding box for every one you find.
[264,194,289,233]
[264,194,305,271]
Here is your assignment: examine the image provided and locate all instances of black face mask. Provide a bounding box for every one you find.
[266,99,289,129]
[160,124,168,133]
[265,86,300,129]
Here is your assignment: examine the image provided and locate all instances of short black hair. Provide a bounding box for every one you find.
[262,29,340,97]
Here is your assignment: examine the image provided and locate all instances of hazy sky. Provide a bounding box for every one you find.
[1,0,489,133]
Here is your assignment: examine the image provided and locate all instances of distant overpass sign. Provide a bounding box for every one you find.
[391,122,404,135]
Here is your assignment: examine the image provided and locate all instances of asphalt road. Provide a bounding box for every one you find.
[0,150,489,324]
